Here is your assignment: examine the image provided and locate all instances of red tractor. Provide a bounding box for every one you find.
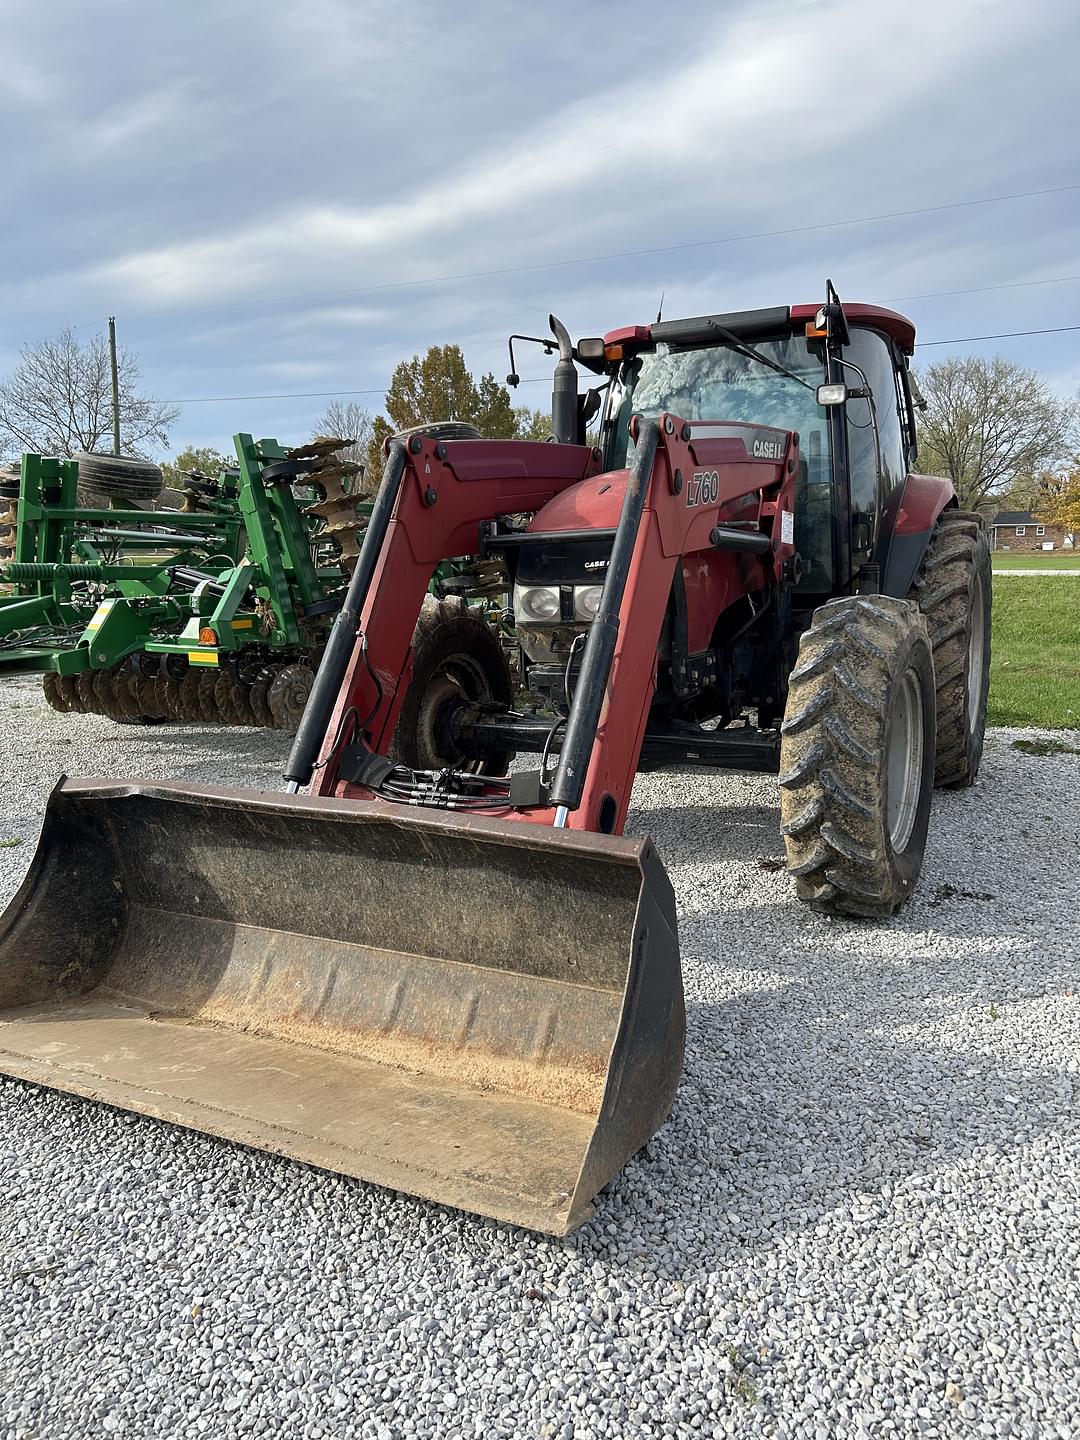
[0,284,991,1236]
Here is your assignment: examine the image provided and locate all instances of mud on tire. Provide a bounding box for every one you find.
[779,595,936,918]
[908,509,991,788]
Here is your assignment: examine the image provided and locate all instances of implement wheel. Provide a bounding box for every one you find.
[779,595,935,918]
[75,670,99,714]
[248,671,274,728]
[391,598,514,774]
[196,670,220,724]
[42,673,70,713]
[908,509,992,788]
[267,665,314,731]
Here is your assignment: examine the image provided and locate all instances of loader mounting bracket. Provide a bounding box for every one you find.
[338,744,396,790]
[338,743,394,789]
[508,769,550,808]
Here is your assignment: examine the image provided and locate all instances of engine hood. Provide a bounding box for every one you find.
[527,469,628,533]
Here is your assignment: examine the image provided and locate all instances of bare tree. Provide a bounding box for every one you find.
[0,327,179,460]
[312,399,374,471]
[915,356,1079,510]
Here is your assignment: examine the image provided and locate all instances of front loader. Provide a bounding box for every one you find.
[0,284,991,1234]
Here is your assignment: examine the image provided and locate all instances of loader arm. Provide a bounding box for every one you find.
[304,419,799,835]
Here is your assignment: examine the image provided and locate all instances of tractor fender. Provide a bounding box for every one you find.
[874,473,956,598]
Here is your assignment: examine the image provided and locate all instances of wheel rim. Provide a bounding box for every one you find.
[966,570,986,732]
[886,666,924,853]
[417,654,496,770]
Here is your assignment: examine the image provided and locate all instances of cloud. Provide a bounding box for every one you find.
[82,86,193,151]
[0,0,1077,456]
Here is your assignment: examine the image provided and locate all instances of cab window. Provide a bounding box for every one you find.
[602,335,834,588]
[843,329,908,507]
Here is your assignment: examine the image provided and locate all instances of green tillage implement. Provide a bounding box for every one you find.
[0,438,354,728]
[0,451,247,674]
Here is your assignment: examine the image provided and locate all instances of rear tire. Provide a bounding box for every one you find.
[392,598,514,773]
[908,509,991,788]
[780,595,936,918]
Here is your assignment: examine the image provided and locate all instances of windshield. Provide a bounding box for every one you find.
[602,333,835,588]
[602,334,828,467]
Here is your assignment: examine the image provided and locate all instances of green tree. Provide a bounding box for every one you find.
[160,445,229,489]
[997,466,1074,517]
[915,355,1078,510]
[366,345,527,472]
[1036,467,1080,543]
[513,407,552,441]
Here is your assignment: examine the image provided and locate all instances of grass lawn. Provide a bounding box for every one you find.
[991,551,1079,569]
[988,575,1080,729]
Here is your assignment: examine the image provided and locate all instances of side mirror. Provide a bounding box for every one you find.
[816,383,849,407]
[580,388,603,425]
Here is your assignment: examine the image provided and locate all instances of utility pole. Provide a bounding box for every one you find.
[108,316,121,456]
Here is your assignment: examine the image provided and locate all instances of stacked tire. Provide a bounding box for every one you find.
[73,452,163,508]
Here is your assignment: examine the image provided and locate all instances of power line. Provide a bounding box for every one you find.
[167,325,1079,405]
[176,385,391,404]
[174,378,552,404]
[891,274,1080,304]
[81,182,1080,326]
[916,324,1080,347]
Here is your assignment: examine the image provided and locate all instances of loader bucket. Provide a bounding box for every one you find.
[0,779,683,1235]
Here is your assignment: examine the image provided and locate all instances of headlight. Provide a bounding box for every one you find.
[573,584,603,620]
[514,583,560,622]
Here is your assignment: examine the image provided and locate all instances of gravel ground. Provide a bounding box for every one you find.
[1,677,1078,1440]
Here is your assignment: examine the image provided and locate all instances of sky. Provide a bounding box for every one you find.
[1,0,1078,461]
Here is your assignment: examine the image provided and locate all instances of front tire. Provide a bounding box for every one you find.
[392,598,514,773]
[780,595,936,918]
[908,510,991,788]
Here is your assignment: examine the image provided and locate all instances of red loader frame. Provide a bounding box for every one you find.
[287,416,799,837]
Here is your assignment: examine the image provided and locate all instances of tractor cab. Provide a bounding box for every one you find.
[600,323,835,590]
[500,287,924,723]
[592,295,921,597]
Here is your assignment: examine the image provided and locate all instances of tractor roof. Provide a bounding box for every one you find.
[604,302,916,356]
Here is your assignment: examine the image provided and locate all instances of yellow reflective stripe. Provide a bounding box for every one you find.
[187,652,219,666]
[231,617,254,630]
[86,601,114,632]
